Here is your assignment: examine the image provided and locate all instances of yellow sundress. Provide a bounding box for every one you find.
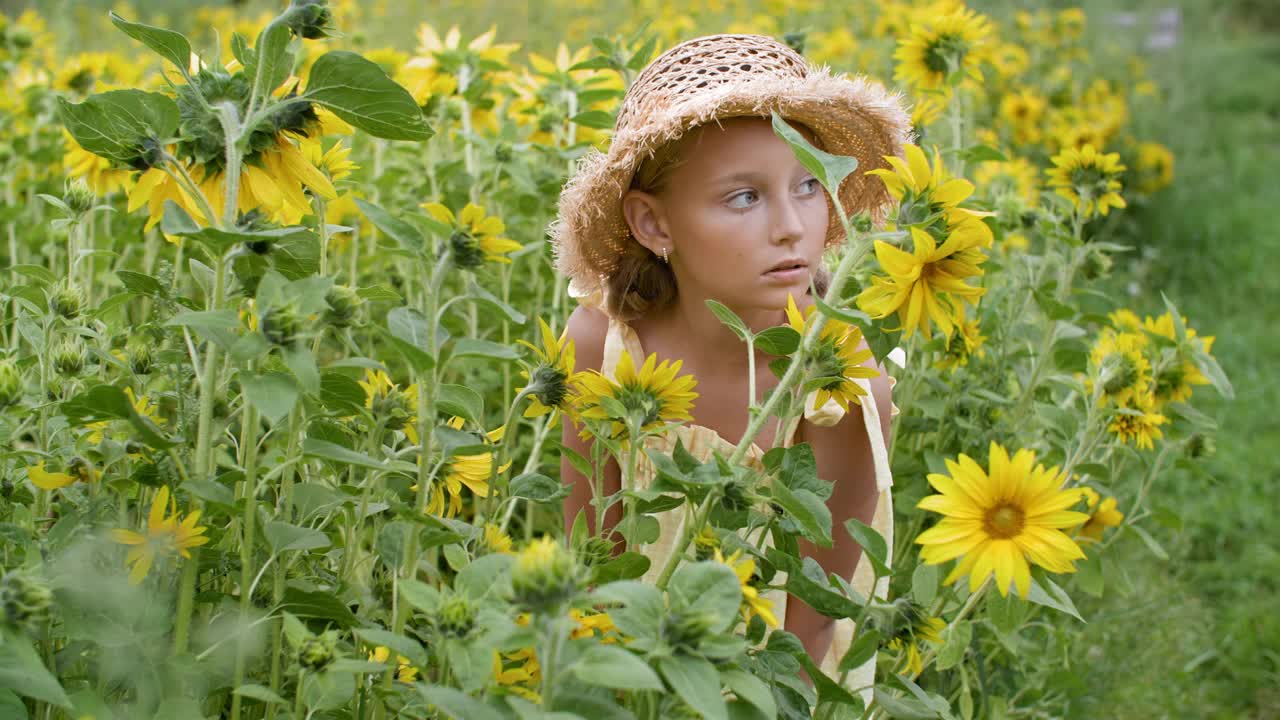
[580,290,898,700]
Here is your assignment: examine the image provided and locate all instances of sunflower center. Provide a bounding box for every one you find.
[983,504,1025,539]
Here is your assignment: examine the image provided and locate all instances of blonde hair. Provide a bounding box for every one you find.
[606,117,832,319]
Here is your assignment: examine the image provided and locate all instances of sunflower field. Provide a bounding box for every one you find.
[0,0,1244,718]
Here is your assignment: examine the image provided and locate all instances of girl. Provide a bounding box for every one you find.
[550,33,910,690]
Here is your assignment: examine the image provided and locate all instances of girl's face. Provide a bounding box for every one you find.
[626,116,830,313]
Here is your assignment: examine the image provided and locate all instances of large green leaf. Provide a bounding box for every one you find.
[252,21,294,98]
[109,12,192,75]
[570,644,664,691]
[771,111,859,197]
[57,90,179,167]
[0,628,72,709]
[771,481,832,547]
[238,370,298,425]
[658,655,727,720]
[668,561,742,634]
[303,51,432,140]
[60,383,176,448]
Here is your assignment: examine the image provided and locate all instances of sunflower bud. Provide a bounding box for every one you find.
[45,374,65,401]
[0,570,52,630]
[67,457,96,485]
[297,631,338,671]
[9,27,34,51]
[436,594,477,639]
[49,282,85,320]
[1080,247,1114,281]
[53,336,86,376]
[782,31,807,55]
[261,304,302,347]
[1185,433,1215,459]
[662,609,718,651]
[852,211,874,233]
[127,341,154,375]
[0,359,22,407]
[63,179,95,216]
[510,536,580,611]
[323,284,363,329]
[526,364,569,412]
[494,143,513,163]
[449,231,485,270]
[577,535,616,569]
[283,0,333,40]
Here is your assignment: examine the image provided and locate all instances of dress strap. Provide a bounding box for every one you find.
[572,285,645,382]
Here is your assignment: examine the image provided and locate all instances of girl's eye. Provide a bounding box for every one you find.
[727,189,759,209]
[798,178,821,195]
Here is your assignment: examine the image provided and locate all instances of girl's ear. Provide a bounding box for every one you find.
[622,189,671,256]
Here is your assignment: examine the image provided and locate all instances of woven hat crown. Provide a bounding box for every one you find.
[615,35,808,134]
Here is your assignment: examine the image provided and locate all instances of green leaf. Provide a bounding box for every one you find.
[303,51,432,140]
[400,579,441,614]
[592,581,663,641]
[264,521,330,553]
[109,12,192,75]
[771,111,858,195]
[455,553,513,600]
[873,689,944,719]
[962,144,1008,164]
[590,552,650,584]
[568,109,616,129]
[302,438,412,472]
[386,306,435,371]
[1130,524,1170,561]
[837,629,880,673]
[356,284,402,303]
[1024,575,1083,622]
[60,383,175,449]
[281,344,320,395]
[354,198,425,252]
[767,551,863,619]
[233,684,288,706]
[509,473,570,503]
[706,299,750,340]
[116,269,167,297]
[844,518,889,576]
[239,371,298,425]
[935,620,970,670]
[57,90,179,166]
[161,201,318,253]
[911,563,939,608]
[11,264,57,286]
[437,384,484,426]
[452,338,519,361]
[467,282,526,325]
[668,561,742,634]
[253,21,293,98]
[0,629,72,709]
[658,655,727,720]
[417,686,504,720]
[278,588,358,628]
[812,292,872,326]
[755,326,801,356]
[721,668,777,720]
[571,645,663,691]
[772,482,833,547]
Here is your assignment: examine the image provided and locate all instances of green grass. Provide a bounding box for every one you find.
[1072,2,1280,716]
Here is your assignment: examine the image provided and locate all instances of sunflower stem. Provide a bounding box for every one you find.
[229,368,262,720]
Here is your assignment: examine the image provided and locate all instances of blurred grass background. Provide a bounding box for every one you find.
[13,0,1278,716]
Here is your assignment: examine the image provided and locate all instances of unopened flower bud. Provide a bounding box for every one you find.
[53,336,86,376]
[283,0,333,39]
[1,570,53,630]
[436,594,477,638]
[1185,433,1215,459]
[510,536,580,611]
[0,359,22,407]
[494,143,513,163]
[64,180,95,216]
[577,535,616,569]
[323,284,363,329]
[49,282,85,320]
[261,305,302,347]
[662,609,718,651]
[297,632,337,671]
[449,231,485,270]
[852,211,874,233]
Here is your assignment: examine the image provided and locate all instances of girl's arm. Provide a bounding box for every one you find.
[560,306,624,541]
[784,340,895,667]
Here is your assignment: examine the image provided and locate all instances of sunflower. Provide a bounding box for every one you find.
[421,202,522,267]
[517,318,581,419]
[1142,312,1214,404]
[1046,144,1127,218]
[570,608,625,643]
[974,157,1041,208]
[935,312,987,370]
[358,369,419,443]
[86,387,164,445]
[916,441,1089,597]
[1107,392,1167,451]
[910,92,949,129]
[368,646,418,684]
[571,350,698,439]
[420,417,507,518]
[867,144,993,240]
[1088,329,1152,406]
[63,132,133,196]
[398,23,520,104]
[856,226,988,339]
[1133,142,1175,194]
[784,294,879,411]
[715,549,779,629]
[109,486,210,585]
[1076,487,1124,543]
[998,88,1046,145]
[885,601,946,678]
[26,460,88,491]
[482,523,514,555]
[893,6,993,92]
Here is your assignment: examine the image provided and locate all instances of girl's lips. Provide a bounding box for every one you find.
[763,267,809,283]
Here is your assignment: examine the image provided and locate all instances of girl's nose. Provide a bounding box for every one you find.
[771,195,806,245]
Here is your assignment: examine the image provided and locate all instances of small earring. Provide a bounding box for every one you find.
[661,246,669,264]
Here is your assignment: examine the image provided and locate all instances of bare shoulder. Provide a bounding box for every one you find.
[565,303,611,373]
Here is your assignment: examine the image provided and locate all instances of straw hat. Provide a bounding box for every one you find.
[550,33,913,301]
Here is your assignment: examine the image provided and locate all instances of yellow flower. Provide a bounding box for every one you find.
[910,92,949,129]
[421,202,522,267]
[916,442,1089,597]
[368,646,418,683]
[493,646,540,701]
[1046,144,1127,218]
[569,609,625,643]
[1142,312,1214,404]
[63,132,132,196]
[856,226,987,339]
[866,144,994,244]
[517,318,581,419]
[1088,329,1153,406]
[398,23,519,104]
[1107,392,1167,451]
[109,486,210,585]
[887,613,946,677]
[893,7,993,92]
[419,417,507,518]
[988,42,1030,79]
[358,369,419,443]
[572,350,698,439]
[26,461,78,490]
[998,88,1046,145]
[935,313,986,370]
[715,549,778,628]
[784,294,879,411]
[974,157,1040,208]
[483,523,514,555]
[1134,141,1175,194]
[300,137,358,183]
[86,387,164,444]
[1107,309,1143,333]
[1076,487,1124,543]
